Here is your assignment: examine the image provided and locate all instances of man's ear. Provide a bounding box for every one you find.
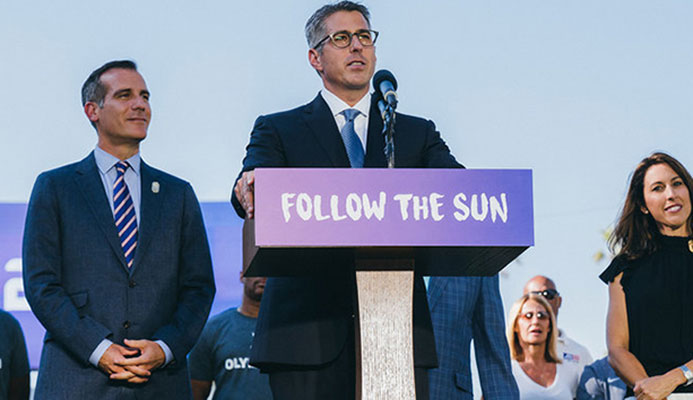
[308,48,323,74]
[556,296,563,310]
[84,102,99,124]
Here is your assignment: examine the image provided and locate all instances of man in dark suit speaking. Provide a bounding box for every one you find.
[22,60,216,399]
[231,2,462,399]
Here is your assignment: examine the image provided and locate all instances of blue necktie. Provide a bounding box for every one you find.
[113,161,138,268]
[341,109,364,168]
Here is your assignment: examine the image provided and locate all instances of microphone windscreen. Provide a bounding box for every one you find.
[373,69,398,95]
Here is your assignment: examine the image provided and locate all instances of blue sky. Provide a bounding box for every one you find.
[2,0,692,391]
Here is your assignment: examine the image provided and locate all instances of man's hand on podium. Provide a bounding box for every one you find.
[235,170,255,218]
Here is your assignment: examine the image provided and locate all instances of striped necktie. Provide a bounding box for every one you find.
[113,161,138,268]
[340,108,364,168]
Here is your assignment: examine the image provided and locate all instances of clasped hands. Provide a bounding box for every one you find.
[98,339,165,384]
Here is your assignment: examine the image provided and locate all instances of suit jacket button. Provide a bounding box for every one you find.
[129,280,136,288]
[123,320,131,329]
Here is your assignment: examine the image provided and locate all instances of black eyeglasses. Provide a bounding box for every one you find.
[530,289,560,300]
[522,311,549,321]
[313,29,379,49]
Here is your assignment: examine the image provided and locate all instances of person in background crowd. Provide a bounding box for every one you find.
[507,293,581,399]
[0,309,29,400]
[577,356,626,400]
[427,276,519,399]
[601,152,693,399]
[189,272,271,400]
[524,275,592,374]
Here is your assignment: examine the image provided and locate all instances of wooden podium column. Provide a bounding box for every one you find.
[354,251,416,400]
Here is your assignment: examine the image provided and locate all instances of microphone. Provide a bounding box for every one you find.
[373,70,398,168]
[373,70,398,109]
[377,99,389,122]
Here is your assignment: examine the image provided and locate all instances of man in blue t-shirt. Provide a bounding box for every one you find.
[189,273,271,400]
[577,356,626,400]
[0,310,30,400]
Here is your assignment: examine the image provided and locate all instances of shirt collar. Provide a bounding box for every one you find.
[320,88,371,119]
[94,146,141,176]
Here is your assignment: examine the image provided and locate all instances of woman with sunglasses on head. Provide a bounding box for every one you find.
[507,294,582,399]
[601,152,693,400]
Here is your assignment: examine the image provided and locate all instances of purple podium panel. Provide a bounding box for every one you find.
[254,168,534,248]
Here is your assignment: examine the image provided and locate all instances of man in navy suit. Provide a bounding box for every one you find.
[22,60,216,399]
[427,276,519,399]
[232,2,461,399]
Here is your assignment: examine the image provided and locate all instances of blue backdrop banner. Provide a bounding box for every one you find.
[0,202,244,369]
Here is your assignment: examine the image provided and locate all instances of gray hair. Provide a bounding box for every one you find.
[305,1,371,49]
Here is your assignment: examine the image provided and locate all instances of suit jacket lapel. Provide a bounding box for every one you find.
[131,161,163,273]
[74,153,129,271]
[303,93,388,167]
[302,94,351,167]
[364,96,386,167]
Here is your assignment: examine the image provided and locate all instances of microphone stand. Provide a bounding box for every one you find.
[378,100,396,169]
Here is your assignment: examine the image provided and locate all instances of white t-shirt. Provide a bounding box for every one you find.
[558,329,593,374]
[512,359,582,400]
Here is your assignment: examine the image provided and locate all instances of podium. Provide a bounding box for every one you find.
[243,168,533,399]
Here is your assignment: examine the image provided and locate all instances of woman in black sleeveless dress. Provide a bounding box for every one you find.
[601,152,693,400]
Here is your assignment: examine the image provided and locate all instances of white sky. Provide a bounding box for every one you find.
[2,0,693,391]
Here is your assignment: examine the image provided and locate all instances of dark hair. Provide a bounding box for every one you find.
[305,1,371,49]
[609,152,693,259]
[81,60,138,107]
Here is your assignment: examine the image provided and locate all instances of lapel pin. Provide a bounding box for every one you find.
[151,181,160,194]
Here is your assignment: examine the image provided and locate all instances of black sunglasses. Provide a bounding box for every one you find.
[530,289,560,300]
[522,311,549,321]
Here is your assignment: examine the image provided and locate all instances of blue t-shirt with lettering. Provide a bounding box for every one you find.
[188,308,271,400]
[0,310,29,398]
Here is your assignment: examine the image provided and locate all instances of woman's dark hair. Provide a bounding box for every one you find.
[609,152,693,259]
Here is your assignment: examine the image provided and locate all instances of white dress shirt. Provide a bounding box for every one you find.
[89,146,173,368]
[320,88,371,152]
